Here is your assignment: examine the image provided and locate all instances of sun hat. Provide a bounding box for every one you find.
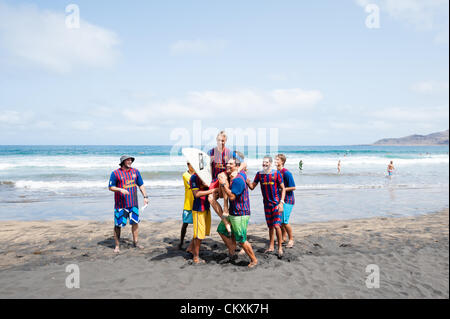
[119,155,135,166]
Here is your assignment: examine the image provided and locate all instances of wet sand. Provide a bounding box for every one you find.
[0,209,448,298]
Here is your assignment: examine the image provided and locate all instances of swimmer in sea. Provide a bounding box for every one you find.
[387,160,395,178]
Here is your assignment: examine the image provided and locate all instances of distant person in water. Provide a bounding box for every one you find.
[298,160,303,171]
[179,162,195,250]
[337,160,341,174]
[387,161,395,178]
[109,155,148,253]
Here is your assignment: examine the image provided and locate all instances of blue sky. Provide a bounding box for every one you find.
[0,0,448,145]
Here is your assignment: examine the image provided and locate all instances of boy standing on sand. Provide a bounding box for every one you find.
[217,157,258,268]
[187,172,218,263]
[275,154,296,248]
[179,162,195,250]
[247,156,286,257]
[109,155,148,253]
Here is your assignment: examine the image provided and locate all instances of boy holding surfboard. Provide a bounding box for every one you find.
[188,171,218,263]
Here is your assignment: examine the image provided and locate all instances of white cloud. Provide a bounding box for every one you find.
[411,81,449,94]
[170,39,227,55]
[355,0,449,43]
[0,110,34,125]
[122,88,324,123]
[0,2,120,73]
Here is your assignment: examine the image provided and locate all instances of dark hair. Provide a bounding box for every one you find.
[233,151,244,167]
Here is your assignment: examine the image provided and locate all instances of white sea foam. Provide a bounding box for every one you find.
[12,179,183,190]
[0,154,447,171]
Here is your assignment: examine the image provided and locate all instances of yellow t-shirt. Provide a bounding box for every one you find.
[183,171,194,211]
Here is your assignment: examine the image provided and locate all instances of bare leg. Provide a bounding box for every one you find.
[192,238,205,263]
[219,233,236,256]
[186,237,194,254]
[265,227,275,253]
[113,226,121,253]
[240,241,258,268]
[281,224,288,243]
[283,223,294,248]
[274,225,283,256]
[208,192,231,232]
[131,224,143,248]
[179,223,189,249]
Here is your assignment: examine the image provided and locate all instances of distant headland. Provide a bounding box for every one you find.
[373,129,449,146]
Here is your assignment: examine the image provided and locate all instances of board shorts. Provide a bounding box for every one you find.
[217,215,250,244]
[388,170,393,176]
[192,209,211,240]
[264,205,282,228]
[282,203,294,224]
[182,210,193,224]
[114,207,139,227]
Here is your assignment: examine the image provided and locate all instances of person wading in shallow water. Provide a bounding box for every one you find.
[108,155,148,253]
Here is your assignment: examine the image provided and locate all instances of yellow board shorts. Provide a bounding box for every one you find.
[192,209,211,240]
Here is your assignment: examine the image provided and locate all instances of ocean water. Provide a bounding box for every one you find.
[0,145,448,224]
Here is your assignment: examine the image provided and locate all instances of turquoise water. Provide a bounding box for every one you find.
[0,145,448,223]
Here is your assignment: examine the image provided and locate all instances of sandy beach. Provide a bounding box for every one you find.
[0,209,448,299]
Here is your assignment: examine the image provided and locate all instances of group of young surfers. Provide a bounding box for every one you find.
[108,130,396,267]
[178,131,297,267]
[108,131,296,268]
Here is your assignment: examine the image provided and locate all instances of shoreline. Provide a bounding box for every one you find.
[0,209,448,298]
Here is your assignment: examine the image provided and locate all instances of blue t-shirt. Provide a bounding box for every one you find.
[230,171,250,216]
[280,168,295,205]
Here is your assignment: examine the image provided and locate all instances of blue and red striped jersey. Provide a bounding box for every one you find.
[229,171,250,216]
[279,168,295,205]
[253,169,284,208]
[189,173,210,212]
[208,147,236,180]
[109,168,144,209]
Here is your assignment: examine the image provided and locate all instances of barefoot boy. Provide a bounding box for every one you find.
[108,155,148,253]
[275,154,296,248]
[247,156,286,257]
[217,157,258,268]
[188,172,217,263]
[179,162,195,250]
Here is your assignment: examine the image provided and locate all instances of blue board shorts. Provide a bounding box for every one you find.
[114,207,139,227]
[282,203,294,224]
[182,210,193,224]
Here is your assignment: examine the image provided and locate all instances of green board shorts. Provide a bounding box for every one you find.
[217,215,250,244]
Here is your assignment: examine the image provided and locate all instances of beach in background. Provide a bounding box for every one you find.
[0,145,448,223]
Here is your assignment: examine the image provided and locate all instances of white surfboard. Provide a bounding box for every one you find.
[182,148,212,186]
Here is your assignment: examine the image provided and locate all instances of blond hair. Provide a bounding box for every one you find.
[276,154,287,165]
[217,130,227,140]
